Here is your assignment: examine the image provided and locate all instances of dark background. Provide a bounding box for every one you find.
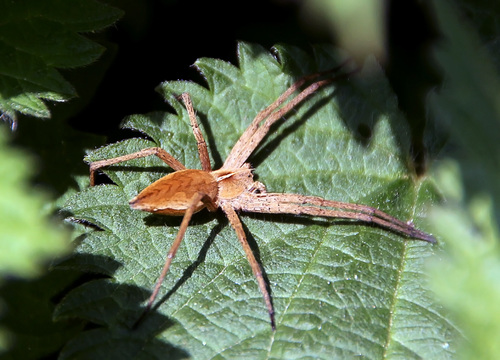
[68,0,439,143]
[12,0,440,195]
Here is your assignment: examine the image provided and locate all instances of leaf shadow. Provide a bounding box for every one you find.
[250,86,343,169]
[57,279,188,359]
[46,251,191,359]
[0,266,84,359]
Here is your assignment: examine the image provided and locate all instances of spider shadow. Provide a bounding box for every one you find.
[247,67,417,173]
[193,111,224,169]
[106,165,172,175]
[243,211,411,241]
[239,218,276,314]
[249,84,344,169]
[142,211,226,312]
[142,209,218,228]
[92,164,174,187]
[104,165,174,177]
[140,209,276,324]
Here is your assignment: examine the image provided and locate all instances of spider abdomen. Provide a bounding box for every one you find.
[129,169,218,216]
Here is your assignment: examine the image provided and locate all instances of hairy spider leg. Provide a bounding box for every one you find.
[223,64,353,169]
[233,193,436,243]
[181,93,212,172]
[89,93,210,185]
[133,191,217,327]
[89,147,186,186]
[221,203,276,330]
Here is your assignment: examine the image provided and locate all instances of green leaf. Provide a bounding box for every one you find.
[0,126,70,354]
[429,161,500,360]
[60,42,459,359]
[428,0,500,223]
[0,128,69,277]
[0,0,123,119]
[303,0,385,61]
[426,1,500,359]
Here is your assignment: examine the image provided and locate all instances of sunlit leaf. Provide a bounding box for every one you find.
[60,42,458,359]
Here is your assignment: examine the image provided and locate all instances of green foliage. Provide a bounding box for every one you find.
[303,0,385,61]
[0,128,69,277]
[0,0,498,358]
[430,162,500,360]
[0,127,70,354]
[0,1,120,356]
[59,42,458,358]
[0,0,122,120]
[429,0,500,220]
[426,1,500,359]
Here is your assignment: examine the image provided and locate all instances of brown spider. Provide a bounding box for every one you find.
[88,68,435,330]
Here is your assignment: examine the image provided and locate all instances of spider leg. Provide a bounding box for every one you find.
[89,147,186,186]
[223,65,351,169]
[234,193,436,243]
[224,73,322,168]
[220,202,276,330]
[180,93,212,172]
[134,192,215,327]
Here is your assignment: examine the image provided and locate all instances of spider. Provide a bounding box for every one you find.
[88,66,435,330]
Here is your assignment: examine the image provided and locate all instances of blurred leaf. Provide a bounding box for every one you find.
[303,0,386,62]
[0,126,70,354]
[427,1,500,360]
[60,42,458,359]
[0,128,69,277]
[0,0,122,120]
[429,161,500,360]
[428,0,500,223]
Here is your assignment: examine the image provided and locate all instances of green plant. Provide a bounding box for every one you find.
[1,0,499,359]
[0,0,122,121]
[58,42,457,359]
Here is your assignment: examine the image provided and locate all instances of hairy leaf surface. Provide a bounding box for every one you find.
[60,43,458,359]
